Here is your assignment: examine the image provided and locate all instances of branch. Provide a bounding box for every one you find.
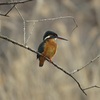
[50,61,87,95]
[0,35,87,96]
[14,6,26,44]
[5,5,16,16]
[71,55,100,74]
[83,85,100,91]
[0,13,9,17]
[25,22,36,45]
[0,0,33,5]
[0,0,34,17]
[26,16,76,23]
[71,17,78,34]
[0,5,15,17]
[0,20,1,32]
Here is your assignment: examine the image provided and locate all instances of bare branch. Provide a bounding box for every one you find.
[50,61,87,95]
[26,16,76,23]
[84,85,100,91]
[0,35,87,96]
[0,5,15,17]
[0,0,34,17]
[15,6,26,45]
[15,6,24,20]
[0,20,1,32]
[71,17,78,34]
[0,13,9,17]
[71,55,100,74]
[0,0,33,5]
[5,5,16,16]
[25,22,36,45]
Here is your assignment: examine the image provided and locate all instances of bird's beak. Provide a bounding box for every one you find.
[57,36,68,41]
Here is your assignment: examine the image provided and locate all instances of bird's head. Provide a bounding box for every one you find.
[43,31,68,41]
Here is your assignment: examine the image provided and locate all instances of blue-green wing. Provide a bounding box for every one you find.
[37,41,45,59]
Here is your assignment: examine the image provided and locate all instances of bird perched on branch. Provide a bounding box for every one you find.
[37,31,68,67]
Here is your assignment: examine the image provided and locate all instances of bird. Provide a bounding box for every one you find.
[37,31,68,67]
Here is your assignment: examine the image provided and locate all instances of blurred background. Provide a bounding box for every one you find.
[0,0,100,100]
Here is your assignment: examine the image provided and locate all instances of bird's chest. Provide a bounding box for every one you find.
[44,40,57,58]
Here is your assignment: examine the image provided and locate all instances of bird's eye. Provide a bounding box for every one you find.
[55,34,58,37]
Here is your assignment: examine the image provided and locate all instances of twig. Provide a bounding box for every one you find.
[71,17,78,33]
[26,16,76,23]
[15,6,24,20]
[5,5,15,16]
[15,6,26,45]
[25,22,36,45]
[0,5,15,17]
[0,13,9,17]
[0,0,33,5]
[83,85,100,91]
[0,35,87,96]
[50,61,87,95]
[0,0,34,17]
[0,20,1,32]
[71,55,100,74]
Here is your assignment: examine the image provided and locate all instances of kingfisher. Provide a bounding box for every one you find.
[37,31,68,67]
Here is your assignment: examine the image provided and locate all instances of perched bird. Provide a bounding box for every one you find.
[37,31,68,67]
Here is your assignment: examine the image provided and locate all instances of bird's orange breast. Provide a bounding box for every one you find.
[39,39,57,66]
[43,39,57,59]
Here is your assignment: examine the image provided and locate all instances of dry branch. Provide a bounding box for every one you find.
[0,0,33,5]
[0,35,87,96]
[0,0,34,17]
[0,5,15,17]
[71,55,100,74]
[14,6,26,44]
[84,85,100,91]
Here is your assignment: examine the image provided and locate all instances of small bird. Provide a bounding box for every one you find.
[37,31,68,67]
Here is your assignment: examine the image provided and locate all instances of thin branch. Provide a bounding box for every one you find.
[83,85,100,91]
[50,61,87,95]
[0,35,87,96]
[0,0,33,5]
[15,6,24,20]
[0,5,15,17]
[71,55,100,74]
[5,5,16,16]
[0,0,34,17]
[23,21,26,45]
[25,22,36,45]
[71,17,78,33]
[15,6,26,45]
[26,16,76,23]
[0,13,9,17]
[0,20,1,32]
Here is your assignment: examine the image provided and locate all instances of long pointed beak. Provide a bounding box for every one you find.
[57,36,68,41]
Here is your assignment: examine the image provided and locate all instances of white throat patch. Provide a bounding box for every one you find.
[44,35,57,40]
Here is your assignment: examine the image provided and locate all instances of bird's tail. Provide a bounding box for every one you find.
[39,57,45,67]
